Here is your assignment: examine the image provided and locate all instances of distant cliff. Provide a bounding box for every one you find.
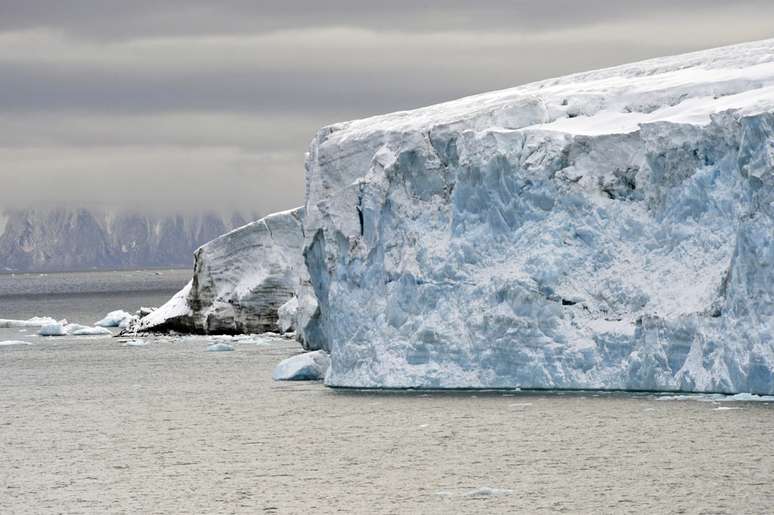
[0,208,255,272]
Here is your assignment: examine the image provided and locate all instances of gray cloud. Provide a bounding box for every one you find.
[0,2,772,213]
[1,1,772,39]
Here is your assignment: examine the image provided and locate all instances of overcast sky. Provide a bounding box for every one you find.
[1,1,773,214]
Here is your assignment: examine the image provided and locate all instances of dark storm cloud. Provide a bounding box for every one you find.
[0,1,772,213]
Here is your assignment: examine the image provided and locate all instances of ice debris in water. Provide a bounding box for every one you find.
[95,310,135,328]
[272,350,331,381]
[38,322,113,337]
[206,342,235,352]
[123,339,148,347]
[38,323,67,336]
[436,487,513,498]
[0,340,32,346]
[657,393,774,402]
[0,317,57,328]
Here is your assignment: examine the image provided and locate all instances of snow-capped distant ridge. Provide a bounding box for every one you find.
[303,38,774,393]
[0,207,256,272]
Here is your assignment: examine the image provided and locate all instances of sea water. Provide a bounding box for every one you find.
[1,270,773,513]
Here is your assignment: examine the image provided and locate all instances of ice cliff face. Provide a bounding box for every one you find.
[132,207,323,346]
[303,39,774,393]
[0,208,249,272]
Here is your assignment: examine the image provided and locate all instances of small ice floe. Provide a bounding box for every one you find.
[68,325,113,336]
[95,310,134,328]
[657,393,774,403]
[206,342,234,352]
[38,322,68,336]
[272,350,330,381]
[0,340,32,346]
[436,487,513,498]
[123,339,148,347]
[38,322,113,337]
[0,316,57,328]
[714,406,743,411]
[509,403,533,408]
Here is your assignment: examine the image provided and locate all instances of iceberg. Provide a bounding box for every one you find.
[122,339,148,347]
[127,208,323,348]
[272,350,330,381]
[301,39,774,393]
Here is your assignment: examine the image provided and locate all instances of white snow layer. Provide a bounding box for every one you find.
[272,350,331,381]
[301,38,774,393]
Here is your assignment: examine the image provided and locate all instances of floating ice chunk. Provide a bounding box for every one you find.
[0,316,57,328]
[68,325,113,336]
[38,322,112,337]
[272,350,330,381]
[38,323,67,336]
[123,339,148,347]
[723,393,774,402]
[436,487,513,498]
[657,393,774,402]
[206,342,234,352]
[95,310,134,328]
[0,340,31,346]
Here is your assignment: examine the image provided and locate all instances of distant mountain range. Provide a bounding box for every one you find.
[0,208,257,273]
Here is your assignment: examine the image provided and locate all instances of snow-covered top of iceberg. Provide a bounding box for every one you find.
[316,38,774,140]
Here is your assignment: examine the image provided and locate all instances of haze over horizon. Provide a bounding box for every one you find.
[1,0,773,214]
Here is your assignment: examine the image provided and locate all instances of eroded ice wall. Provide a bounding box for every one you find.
[132,207,324,348]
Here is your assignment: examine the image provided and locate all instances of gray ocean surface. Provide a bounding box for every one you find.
[1,270,773,514]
